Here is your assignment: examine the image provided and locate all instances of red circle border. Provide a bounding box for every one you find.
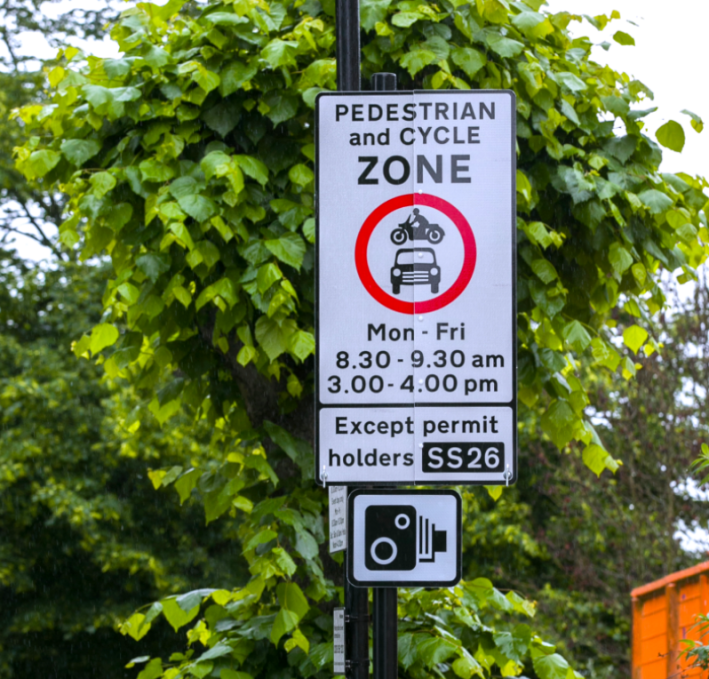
[354,193,477,314]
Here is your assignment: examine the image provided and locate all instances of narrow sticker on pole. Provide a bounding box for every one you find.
[329,485,348,553]
[333,607,346,674]
[315,90,517,487]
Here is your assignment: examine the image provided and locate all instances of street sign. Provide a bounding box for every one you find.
[315,90,516,486]
[347,489,461,587]
[333,607,346,674]
[329,485,347,553]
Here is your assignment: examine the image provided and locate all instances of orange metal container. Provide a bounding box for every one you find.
[632,561,709,678]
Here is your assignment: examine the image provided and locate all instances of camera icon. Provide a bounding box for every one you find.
[364,504,447,571]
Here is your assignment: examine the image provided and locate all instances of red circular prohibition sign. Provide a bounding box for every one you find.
[354,193,477,314]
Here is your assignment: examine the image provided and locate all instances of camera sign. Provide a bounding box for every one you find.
[315,90,517,486]
[347,489,461,587]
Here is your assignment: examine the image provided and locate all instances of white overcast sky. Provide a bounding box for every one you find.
[7,0,709,259]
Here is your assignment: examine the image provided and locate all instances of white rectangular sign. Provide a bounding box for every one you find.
[333,607,346,674]
[347,489,461,587]
[315,91,516,486]
[329,485,347,553]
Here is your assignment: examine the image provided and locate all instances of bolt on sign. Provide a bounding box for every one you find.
[315,91,517,486]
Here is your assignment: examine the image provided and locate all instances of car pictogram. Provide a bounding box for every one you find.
[391,247,441,295]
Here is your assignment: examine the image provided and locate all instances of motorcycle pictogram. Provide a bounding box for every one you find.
[390,208,445,245]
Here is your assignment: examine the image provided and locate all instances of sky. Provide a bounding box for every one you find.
[7,0,709,259]
[545,0,709,178]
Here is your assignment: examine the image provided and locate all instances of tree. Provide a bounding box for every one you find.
[0,0,119,256]
[12,0,709,678]
[0,249,250,678]
[458,275,709,677]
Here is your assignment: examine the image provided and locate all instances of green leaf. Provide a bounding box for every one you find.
[623,324,649,354]
[303,218,315,243]
[176,589,214,612]
[601,95,629,118]
[451,654,482,679]
[203,102,240,137]
[257,262,282,293]
[261,40,299,69]
[613,30,635,46]
[137,253,171,282]
[494,624,531,662]
[656,120,685,152]
[562,321,592,353]
[555,72,587,93]
[198,642,234,661]
[106,203,133,232]
[531,258,558,284]
[255,316,297,361]
[161,598,200,632]
[485,485,502,500]
[201,151,233,181]
[137,658,163,679]
[178,194,218,222]
[271,609,299,645]
[533,653,570,679]
[590,338,622,371]
[235,155,269,186]
[61,139,101,166]
[288,164,313,186]
[204,11,249,26]
[28,150,61,178]
[89,323,119,354]
[264,420,313,476]
[583,444,611,477]
[220,60,258,96]
[400,48,437,77]
[540,399,576,449]
[361,0,392,31]
[90,171,116,198]
[638,189,673,214]
[682,109,704,133]
[608,243,633,274]
[392,11,424,27]
[294,531,319,559]
[140,158,175,183]
[264,233,306,270]
[288,330,315,361]
[418,638,459,666]
[263,92,299,125]
[486,33,524,58]
[451,47,486,79]
[511,10,553,39]
[193,65,221,93]
[277,582,309,619]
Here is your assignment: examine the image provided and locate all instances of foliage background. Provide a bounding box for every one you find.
[2,0,709,677]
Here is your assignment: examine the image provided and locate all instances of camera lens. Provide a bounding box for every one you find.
[395,513,410,529]
[370,537,398,565]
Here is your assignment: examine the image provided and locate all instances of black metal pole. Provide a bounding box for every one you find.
[336,1,366,675]
[372,73,397,91]
[336,0,360,91]
[370,73,398,679]
[345,576,369,679]
[373,588,398,679]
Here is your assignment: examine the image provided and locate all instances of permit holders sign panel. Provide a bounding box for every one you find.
[347,489,461,587]
[315,91,516,486]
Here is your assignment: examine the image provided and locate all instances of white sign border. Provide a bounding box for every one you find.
[314,90,517,487]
